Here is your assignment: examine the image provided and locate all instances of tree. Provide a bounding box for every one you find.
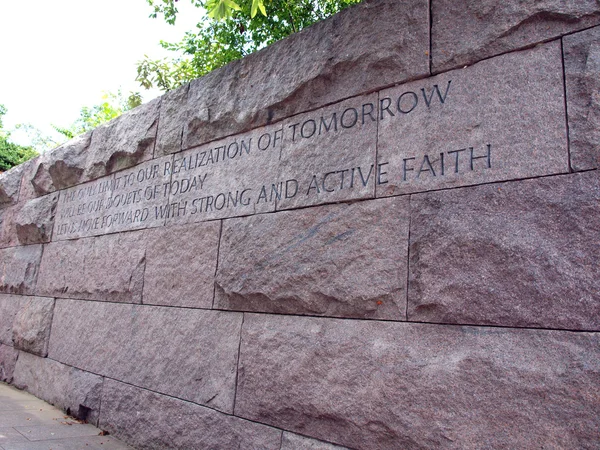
[0,105,38,172]
[137,0,360,92]
[13,90,143,154]
[53,90,142,140]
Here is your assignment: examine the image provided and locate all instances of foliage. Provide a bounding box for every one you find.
[53,90,142,140]
[138,0,360,91]
[0,105,38,171]
[12,90,143,154]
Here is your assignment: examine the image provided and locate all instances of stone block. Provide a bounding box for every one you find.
[0,294,26,346]
[0,344,18,382]
[99,379,282,450]
[216,197,409,320]
[156,0,429,154]
[164,123,281,225]
[12,297,55,357]
[12,352,104,424]
[53,155,172,240]
[154,84,189,157]
[86,98,160,180]
[276,94,378,210]
[0,163,24,208]
[36,232,146,304]
[48,299,243,413]
[0,205,20,248]
[377,42,568,197]
[15,193,58,245]
[408,171,600,331]
[22,133,91,199]
[0,245,42,295]
[564,25,600,170]
[143,222,220,308]
[236,314,600,449]
[281,432,349,450]
[432,0,600,72]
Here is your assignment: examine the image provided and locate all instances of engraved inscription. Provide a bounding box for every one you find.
[53,44,568,240]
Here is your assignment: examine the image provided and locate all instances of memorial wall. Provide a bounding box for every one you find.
[1,0,600,448]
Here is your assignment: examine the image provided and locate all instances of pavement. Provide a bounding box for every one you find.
[0,382,132,450]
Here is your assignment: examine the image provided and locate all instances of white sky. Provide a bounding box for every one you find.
[0,0,201,146]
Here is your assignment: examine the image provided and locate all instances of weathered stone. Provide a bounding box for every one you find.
[277,94,378,210]
[164,123,281,225]
[143,222,220,308]
[36,232,145,303]
[154,84,189,157]
[216,197,409,320]
[0,205,20,248]
[53,156,172,240]
[12,352,104,424]
[408,171,600,331]
[156,0,429,154]
[432,0,600,72]
[0,163,24,208]
[85,98,160,180]
[564,25,600,170]
[281,432,349,450]
[377,42,568,196]
[0,344,18,382]
[0,294,26,346]
[49,299,243,413]
[12,297,54,357]
[0,245,42,295]
[53,155,172,240]
[25,133,92,199]
[236,314,600,449]
[15,193,58,245]
[99,379,282,450]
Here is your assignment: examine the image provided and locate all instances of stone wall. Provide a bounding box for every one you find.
[1,0,600,448]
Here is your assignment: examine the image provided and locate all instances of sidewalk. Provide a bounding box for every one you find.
[0,382,132,450]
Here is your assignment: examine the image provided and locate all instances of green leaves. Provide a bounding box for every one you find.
[138,0,361,92]
[0,104,38,171]
[251,0,267,18]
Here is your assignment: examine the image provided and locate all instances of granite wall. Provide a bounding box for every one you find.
[1,0,600,448]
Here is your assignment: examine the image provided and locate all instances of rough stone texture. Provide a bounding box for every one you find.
[377,42,568,197]
[99,379,282,450]
[53,155,172,240]
[156,0,429,154]
[21,133,92,200]
[12,352,104,424]
[281,432,349,450]
[236,314,600,449]
[216,197,409,320]
[12,297,55,357]
[277,94,378,210]
[408,171,600,331]
[0,294,27,346]
[85,98,160,180]
[154,84,189,157]
[0,245,42,295]
[0,344,18,382]
[49,299,243,413]
[36,232,146,303]
[0,204,20,249]
[0,164,24,208]
[165,123,281,225]
[143,222,220,308]
[432,0,600,72]
[564,25,600,170]
[15,193,58,245]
